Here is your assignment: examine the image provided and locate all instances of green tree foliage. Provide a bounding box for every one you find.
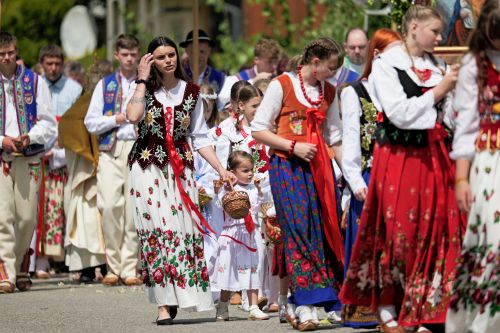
[375,0,413,30]
[206,0,374,74]
[2,0,75,67]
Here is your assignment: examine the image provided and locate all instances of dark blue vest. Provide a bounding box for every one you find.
[99,72,122,151]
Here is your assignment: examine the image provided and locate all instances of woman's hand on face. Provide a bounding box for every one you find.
[138,53,154,81]
[293,142,317,162]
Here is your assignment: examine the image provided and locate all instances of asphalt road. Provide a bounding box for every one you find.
[0,276,378,333]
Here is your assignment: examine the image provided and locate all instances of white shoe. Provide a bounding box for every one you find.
[326,310,342,324]
[311,307,320,325]
[216,301,229,321]
[248,305,270,320]
[279,303,287,323]
[296,305,315,323]
[238,297,250,312]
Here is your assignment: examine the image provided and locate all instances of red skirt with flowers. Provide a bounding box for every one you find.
[339,127,466,327]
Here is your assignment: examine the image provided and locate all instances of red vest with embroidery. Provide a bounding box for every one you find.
[476,56,500,152]
[128,83,199,171]
[273,74,335,158]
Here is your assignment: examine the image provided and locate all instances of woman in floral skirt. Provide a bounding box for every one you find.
[447,1,500,332]
[339,5,466,333]
[340,28,401,329]
[252,37,344,331]
[126,36,233,325]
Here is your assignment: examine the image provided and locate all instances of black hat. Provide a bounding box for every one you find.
[179,29,216,48]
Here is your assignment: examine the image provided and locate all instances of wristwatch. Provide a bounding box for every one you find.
[135,79,147,85]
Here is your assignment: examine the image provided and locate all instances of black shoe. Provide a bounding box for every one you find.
[156,317,173,326]
[169,306,178,320]
[79,275,93,284]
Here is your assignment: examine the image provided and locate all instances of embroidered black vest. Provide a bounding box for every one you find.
[375,69,432,147]
[127,82,200,171]
[350,81,377,171]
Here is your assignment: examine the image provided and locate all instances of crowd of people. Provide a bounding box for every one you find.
[0,2,498,333]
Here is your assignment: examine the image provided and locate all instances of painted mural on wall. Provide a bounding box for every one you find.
[434,0,484,46]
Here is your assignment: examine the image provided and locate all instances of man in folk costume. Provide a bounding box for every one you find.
[34,45,83,278]
[180,29,226,94]
[0,32,56,293]
[84,34,141,286]
[60,59,111,283]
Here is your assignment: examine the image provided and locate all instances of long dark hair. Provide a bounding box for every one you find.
[468,0,500,92]
[146,36,187,91]
[469,0,500,54]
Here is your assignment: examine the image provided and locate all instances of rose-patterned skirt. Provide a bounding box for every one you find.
[339,141,465,327]
[129,162,213,311]
[343,170,378,328]
[446,151,500,333]
[38,165,67,257]
[269,155,343,312]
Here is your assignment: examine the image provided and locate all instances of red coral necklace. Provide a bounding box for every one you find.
[298,65,324,107]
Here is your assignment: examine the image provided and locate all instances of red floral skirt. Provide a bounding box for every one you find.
[339,131,466,327]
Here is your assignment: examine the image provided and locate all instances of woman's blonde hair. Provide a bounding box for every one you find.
[402,5,442,37]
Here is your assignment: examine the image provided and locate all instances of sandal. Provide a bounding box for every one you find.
[16,274,32,292]
[285,313,298,329]
[297,320,318,332]
[380,318,405,333]
[0,281,15,294]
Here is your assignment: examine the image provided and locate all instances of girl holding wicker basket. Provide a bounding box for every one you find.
[211,150,273,321]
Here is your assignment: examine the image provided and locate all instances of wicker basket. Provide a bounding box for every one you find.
[221,182,251,219]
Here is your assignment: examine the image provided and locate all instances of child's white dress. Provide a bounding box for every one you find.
[209,183,266,291]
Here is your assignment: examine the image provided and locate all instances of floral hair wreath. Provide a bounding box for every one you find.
[200,92,218,100]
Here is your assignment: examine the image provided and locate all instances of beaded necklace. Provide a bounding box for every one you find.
[297,65,324,107]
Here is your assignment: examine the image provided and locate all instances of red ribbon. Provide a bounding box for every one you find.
[306,108,344,265]
[219,234,257,252]
[164,133,216,236]
[411,67,432,82]
[244,213,255,234]
[241,127,270,173]
[1,158,11,176]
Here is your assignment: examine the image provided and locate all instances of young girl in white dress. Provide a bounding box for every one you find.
[194,84,226,302]
[211,151,270,321]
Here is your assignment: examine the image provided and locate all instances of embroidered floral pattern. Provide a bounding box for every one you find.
[28,162,41,183]
[137,228,209,291]
[129,84,199,171]
[359,97,377,171]
[475,56,500,152]
[450,219,499,317]
[42,167,67,255]
[289,111,304,135]
[174,94,195,140]
[270,156,343,304]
